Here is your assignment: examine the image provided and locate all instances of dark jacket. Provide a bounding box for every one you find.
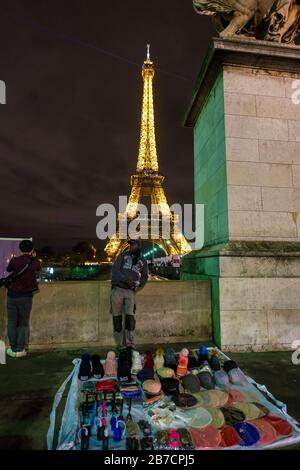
[111,250,148,290]
[6,254,41,298]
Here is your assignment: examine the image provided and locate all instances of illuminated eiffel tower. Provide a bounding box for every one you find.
[104,46,191,260]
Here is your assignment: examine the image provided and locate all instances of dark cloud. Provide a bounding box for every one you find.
[0,0,214,250]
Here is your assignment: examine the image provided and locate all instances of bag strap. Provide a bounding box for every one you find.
[10,257,34,281]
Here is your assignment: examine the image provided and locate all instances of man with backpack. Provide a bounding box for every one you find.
[4,240,41,358]
[111,239,149,350]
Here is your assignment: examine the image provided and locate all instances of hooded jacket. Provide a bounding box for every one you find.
[111,249,149,290]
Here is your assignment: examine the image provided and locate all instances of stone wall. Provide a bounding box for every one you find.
[219,247,300,351]
[194,72,228,246]
[0,280,212,350]
[182,243,300,351]
[224,66,300,241]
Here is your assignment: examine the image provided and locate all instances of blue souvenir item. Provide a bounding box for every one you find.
[233,422,260,447]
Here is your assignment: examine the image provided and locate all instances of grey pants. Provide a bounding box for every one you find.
[7,297,33,352]
[110,287,136,348]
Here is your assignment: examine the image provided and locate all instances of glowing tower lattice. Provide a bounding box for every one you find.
[104,45,191,259]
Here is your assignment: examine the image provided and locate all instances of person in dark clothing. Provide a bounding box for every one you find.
[6,239,41,358]
[111,239,149,349]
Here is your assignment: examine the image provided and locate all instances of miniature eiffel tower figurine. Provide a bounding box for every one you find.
[104,45,191,260]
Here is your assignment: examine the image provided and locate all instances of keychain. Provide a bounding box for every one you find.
[79,427,89,450]
[97,400,107,440]
[126,398,132,421]
[97,424,105,441]
[102,400,108,426]
[113,419,126,442]
[111,413,117,431]
[118,399,125,422]
[102,429,109,450]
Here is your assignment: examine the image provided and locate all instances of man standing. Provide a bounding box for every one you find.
[6,240,41,358]
[111,239,149,349]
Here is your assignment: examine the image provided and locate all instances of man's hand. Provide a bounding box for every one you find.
[31,249,37,258]
[126,278,136,288]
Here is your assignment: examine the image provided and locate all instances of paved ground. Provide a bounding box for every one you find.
[0,344,299,450]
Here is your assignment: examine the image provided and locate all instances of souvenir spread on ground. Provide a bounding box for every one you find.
[47,346,300,450]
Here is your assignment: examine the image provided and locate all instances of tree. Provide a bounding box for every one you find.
[71,241,97,263]
[37,246,55,263]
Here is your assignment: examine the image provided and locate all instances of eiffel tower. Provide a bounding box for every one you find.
[104,46,191,260]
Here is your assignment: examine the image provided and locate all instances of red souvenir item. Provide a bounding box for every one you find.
[220,425,241,447]
[263,415,293,436]
[144,351,154,369]
[227,389,246,405]
[251,418,278,445]
[95,380,116,392]
[176,348,189,378]
[190,425,222,449]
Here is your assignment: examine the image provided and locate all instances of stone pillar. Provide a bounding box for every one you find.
[182,37,300,351]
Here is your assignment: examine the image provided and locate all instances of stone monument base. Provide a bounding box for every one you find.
[183,38,300,351]
[182,242,300,351]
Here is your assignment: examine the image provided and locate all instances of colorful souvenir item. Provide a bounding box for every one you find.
[197,345,209,366]
[188,349,199,369]
[78,354,92,381]
[232,402,261,421]
[251,418,278,445]
[143,379,162,396]
[190,425,222,449]
[185,407,213,428]
[226,389,246,405]
[117,350,131,382]
[214,370,231,390]
[220,425,241,447]
[252,402,270,418]
[178,428,195,450]
[154,348,165,371]
[176,348,189,378]
[207,390,229,407]
[197,371,215,390]
[263,415,293,436]
[104,351,117,377]
[164,348,177,371]
[190,391,205,406]
[233,422,260,447]
[131,350,143,375]
[157,367,175,379]
[172,393,198,408]
[221,406,246,426]
[160,377,180,396]
[144,351,154,369]
[182,374,201,393]
[169,429,180,449]
[204,407,225,428]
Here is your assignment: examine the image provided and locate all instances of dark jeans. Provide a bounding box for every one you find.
[7,297,33,352]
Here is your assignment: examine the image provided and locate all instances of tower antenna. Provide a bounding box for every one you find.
[146,44,151,61]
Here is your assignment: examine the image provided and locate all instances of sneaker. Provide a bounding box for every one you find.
[16,350,27,358]
[6,348,16,358]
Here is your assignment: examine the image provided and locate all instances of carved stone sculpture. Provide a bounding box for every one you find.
[193,0,300,43]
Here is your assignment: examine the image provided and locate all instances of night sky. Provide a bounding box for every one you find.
[0,1,214,252]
